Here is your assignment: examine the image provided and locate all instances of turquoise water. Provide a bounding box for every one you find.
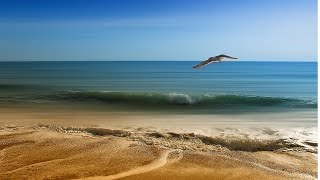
[0,61,317,112]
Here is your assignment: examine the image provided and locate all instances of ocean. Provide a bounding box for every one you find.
[0,61,316,108]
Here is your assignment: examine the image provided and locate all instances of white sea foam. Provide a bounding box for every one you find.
[167,93,193,105]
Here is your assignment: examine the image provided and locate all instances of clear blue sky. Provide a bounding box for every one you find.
[0,0,317,61]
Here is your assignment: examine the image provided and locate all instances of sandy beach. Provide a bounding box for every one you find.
[0,105,317,180]
[0,126,317,180]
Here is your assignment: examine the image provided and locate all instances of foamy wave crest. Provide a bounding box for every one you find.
[168,93,193,105]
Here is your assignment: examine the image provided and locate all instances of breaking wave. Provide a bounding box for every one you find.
[43,91,317,108]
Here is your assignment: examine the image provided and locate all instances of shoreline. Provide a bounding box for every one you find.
[33,124,317,153]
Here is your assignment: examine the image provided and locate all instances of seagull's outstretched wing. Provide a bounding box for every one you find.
[192,57,217,69]
[217,54,238,60]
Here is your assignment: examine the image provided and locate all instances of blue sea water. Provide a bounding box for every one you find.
[0,61,317,111]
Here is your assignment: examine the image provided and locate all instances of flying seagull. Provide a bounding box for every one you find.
[192,54,238,69]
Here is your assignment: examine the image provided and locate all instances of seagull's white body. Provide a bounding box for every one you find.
[192,54,238,69]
